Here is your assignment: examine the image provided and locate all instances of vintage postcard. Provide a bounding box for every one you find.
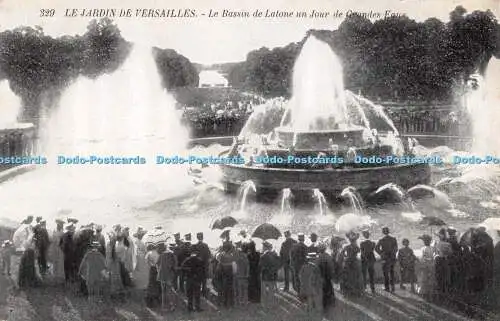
[0,0,499,320]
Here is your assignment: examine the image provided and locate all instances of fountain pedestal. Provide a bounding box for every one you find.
[275,126,367,150]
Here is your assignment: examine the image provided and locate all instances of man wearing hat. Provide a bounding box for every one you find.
[61,223,77,284]
[360,229,376,293]
[309,233,319,254]
[447,227,465,294]
[191,232,211,297]
[171,233,183,291]
[33,219,50,275]
[259,241,280,307]
[291,233,308,293]
[279,230,296,292]
[181,252,205,312]
[375,227,398,292]
[177,233,192,293]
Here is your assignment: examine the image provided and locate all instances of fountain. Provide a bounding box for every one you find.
[0,45,193,226]
[237,180,256,214]
[220,36,430,198]
[340,186,365,215]
[280,188,293,215]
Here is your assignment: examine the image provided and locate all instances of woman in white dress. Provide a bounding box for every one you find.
[417,234,436,300]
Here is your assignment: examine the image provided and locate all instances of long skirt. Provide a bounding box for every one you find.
[18,249,38,288]
[418,262,435,296]
[50,245,65,281]
[146,266,161,307]
[340,260,363,296]
[323,279,335,309]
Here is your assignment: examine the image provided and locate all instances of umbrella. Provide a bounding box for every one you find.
[251,223,282,240]
[459,228,475,247]
[211,216,238,230]
[143,228,169,246]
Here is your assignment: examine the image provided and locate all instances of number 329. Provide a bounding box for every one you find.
[40,9,55,17]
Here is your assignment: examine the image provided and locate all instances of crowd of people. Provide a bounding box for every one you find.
[180,95,468,139]
[181,96,264,138]
[2,215,500,316]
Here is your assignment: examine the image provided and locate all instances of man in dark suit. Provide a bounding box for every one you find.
[375,227,398,292]
[308,233,319,254]
[182,252,205,312]
[279,231,296,291]
[177,233,192,293]
[291,233,308,294]
[191,232,211,296]
[360,230,376,293]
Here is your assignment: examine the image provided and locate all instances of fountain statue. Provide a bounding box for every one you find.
[219,36,430,199]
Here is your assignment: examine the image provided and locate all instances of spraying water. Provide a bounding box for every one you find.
[238,180,256,212]
[340,186,365,215]
[280,188,293,215]
[373,183,415,211]
[0,45,194,227]
[467,58,500,156]
[0,80,21,126]
[312,188,327,216]
[283,36,349,131]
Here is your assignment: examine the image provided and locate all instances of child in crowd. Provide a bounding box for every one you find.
[397,238,417,293]
[1,240,14,275]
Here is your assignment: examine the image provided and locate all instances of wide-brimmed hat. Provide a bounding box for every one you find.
[262,241,272,249]
[90,241,101,248]
[346,231,359,241]
[67,217,79,224]
[65,223,76,231]
[418,234,432,242]
[306,252,318,259]
[55,219,65,225]
[133,227,146,238]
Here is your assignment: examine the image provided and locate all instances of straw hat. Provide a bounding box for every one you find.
[346,231,359,241]
[133,227,146,238]
[418,234,432,242]
[65,223,76,231]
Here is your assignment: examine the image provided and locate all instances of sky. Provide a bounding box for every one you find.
[0,0,498,64]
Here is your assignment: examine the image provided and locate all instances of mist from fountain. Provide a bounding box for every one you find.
[0,45,194,227]
[0,80,21,126]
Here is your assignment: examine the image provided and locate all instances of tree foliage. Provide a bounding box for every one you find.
[228,7,499,102]
[153,47,199,89]
[0,18,198,123]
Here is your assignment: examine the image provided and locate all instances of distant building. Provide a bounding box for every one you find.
[198,70,229,88]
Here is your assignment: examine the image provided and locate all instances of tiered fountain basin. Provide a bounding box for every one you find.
[274,126,367,150]
[219,127,431,197]
[220,156,430,194]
